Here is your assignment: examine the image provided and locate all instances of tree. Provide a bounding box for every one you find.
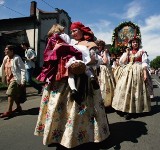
[150,56,160,69]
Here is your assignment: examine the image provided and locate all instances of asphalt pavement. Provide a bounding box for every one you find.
[0,75,160,150]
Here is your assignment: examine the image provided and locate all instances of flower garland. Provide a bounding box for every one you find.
[109,21,142,57]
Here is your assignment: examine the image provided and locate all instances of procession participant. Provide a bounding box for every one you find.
[112,36,151,120]
[36,24,98,102]
[95,39,116,107]
[34,22,110,148]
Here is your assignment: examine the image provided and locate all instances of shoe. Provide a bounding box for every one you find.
[38,88,42,94]
[124,113,132,120]
[90,77,100,90]
[70,90,81,105]
[13,107,22,113]
[0,111,13,118]
[116,111,125,117]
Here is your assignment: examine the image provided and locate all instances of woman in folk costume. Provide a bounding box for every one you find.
[111,58,120,73]
[112,57,125,83]
[34,22,110,148]
[111,36,151,120]
[95,40,116,107]
[37,24,99,103]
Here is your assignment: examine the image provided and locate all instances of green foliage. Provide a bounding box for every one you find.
[109,46,127,58]
[111,21,141,46]
[150,56,160,69]
[110,21,141,58]
[109,47,120,54]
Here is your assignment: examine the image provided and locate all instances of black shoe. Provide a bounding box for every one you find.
[124,113,132,120]
[116,111,125,117]
[70,90,81,105]
[38,87,43,94]
[90,77,100,90]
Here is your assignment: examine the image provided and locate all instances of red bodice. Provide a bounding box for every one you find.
[129,49,142,62]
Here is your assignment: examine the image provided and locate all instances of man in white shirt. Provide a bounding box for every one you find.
[21,42,42,94]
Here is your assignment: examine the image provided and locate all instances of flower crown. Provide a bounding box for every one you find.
[129,35,141,43]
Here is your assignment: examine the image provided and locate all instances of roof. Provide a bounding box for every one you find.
[0,16,36,24]
[0,16,38,31]
[0,30,25,35]
[37,8,57,14]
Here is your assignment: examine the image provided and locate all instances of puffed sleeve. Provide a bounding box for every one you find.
[141,51,148,69]
[106,53,111,65]
[135,49,148,68]
[90,47,103,67]
[119,52,128,66]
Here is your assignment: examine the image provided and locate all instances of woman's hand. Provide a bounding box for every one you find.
[88,55,97,65]
[126,47,130,55]
[121,47,130,64]
[140,50,145,56]
[143,69,147,81]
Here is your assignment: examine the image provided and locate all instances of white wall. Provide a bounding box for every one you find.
[37,10,71,67]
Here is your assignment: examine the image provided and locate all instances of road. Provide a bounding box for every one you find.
[0,75,160,150]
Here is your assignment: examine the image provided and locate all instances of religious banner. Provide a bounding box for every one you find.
[110,21,141,58]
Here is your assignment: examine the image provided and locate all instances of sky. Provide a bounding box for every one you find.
[0,0,160,61]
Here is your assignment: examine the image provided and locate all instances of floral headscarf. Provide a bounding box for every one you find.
[70,22,94,41]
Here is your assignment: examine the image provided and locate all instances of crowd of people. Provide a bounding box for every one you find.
[0,21,154,149]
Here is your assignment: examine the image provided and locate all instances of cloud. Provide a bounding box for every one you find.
[142,34,160,60]
[141,15,160,33]
[88,15,160,61]
[0,0,5,5]
[110,1,142,20]
[87,20,113,44]
[125,1,142,19]
[140,15,160,60]
[110,2,160,61]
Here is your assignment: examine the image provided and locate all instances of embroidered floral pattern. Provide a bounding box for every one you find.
[42,95,49,105]
[34,80,110,148]
[106,87,110,94]
[102,124,108,135]
[50,85,59,97]
[77,130,87,142]
[78,104,87,115]
[89,114,96,124]
[46,111,50,120]
[66,117,73,128]
[36,123,45,133]
[112,63,151,113]
[52,129,63,142]
[56,102,64,113]
[98,65,116,107]
[99,101,105,109]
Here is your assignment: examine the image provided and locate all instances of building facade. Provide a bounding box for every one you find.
[0,1,72,67]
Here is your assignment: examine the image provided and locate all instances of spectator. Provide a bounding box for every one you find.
[0,45,25,118]
[21,42,42,94]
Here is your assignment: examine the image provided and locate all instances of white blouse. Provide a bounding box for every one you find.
[119,49,148,68]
